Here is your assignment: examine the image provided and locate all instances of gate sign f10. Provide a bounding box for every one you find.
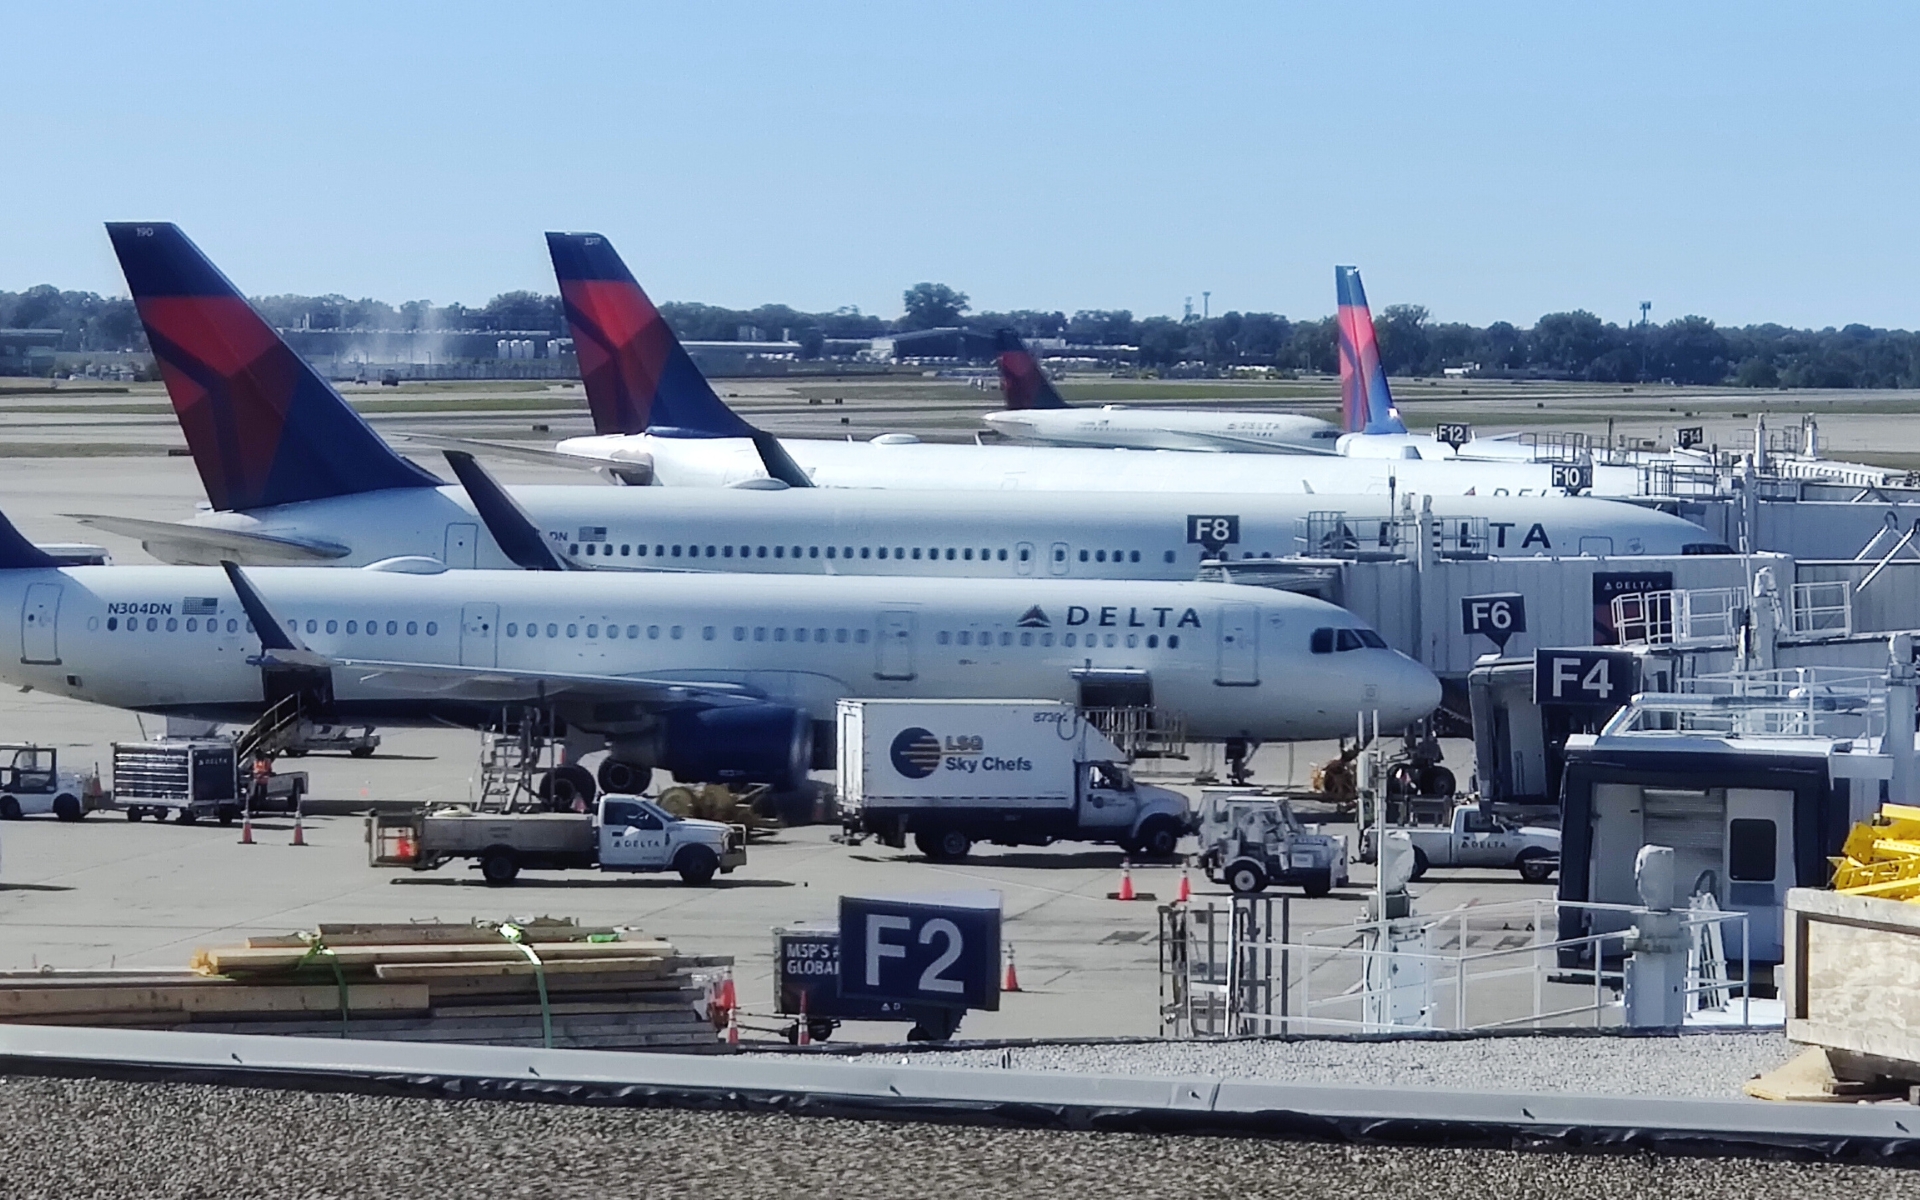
[1461,592,1526,650]
[839,891,1001,1011]
[1533,649,1639,708]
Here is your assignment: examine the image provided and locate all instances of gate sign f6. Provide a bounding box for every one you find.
[1461,592,1526,650]
[1533,649,1639,708]
[839,891,1001,1011]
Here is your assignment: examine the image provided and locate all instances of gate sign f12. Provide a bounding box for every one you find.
[1532,648,1639,708]
[1461,592,1526,650]
[838,891,1002,1011]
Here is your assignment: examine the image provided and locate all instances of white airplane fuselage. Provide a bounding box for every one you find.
[0,566,1441,742]
[145,483,1720,570]
[982,407,1341,454]
[554,431,1650,497]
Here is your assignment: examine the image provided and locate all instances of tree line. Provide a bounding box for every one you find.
[8,278,1920,389]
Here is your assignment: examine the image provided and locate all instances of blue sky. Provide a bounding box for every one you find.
[6,2,1918,328]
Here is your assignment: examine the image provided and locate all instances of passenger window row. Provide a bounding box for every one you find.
[1309,626,1388,654]
[107,616,255,634]
[575,542,1021,563]
[934,630,1182,650]
[105,615,441,637]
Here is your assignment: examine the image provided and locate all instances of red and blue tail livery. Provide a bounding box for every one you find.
[1335,265,1406,436]
[994,329,1068,410]
[546,232,755,440]
[106,223,440,512]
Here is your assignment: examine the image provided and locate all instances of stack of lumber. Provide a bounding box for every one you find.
[1831,803,1920,900]
[0,919,730,1051]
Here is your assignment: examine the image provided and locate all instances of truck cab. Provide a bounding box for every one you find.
[0,744,91,821]
[596,794,746,884]
[1077,760,1190,857]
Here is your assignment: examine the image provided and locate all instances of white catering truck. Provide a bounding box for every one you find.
[836,699,1192,861]
[1361,803,1561,883]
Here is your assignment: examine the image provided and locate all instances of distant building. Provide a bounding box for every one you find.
[0,329,63,376]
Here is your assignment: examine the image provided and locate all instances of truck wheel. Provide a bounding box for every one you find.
[808,1019,835,1044]
[480,849,520,886]
[217,805,238,827]
[349,745,375,759]
[539,765,597,812]
[1517,849,1556,884]
[0,797,19,820]
[125,807,143,822]
[675,846,719,885]
[919,830,971,861]
[1410,846,1431,881]
[1301,869,1334,898]
[1134,818,1181,859]
[176,809,198,825]
[1226,859,1267,895]
[596,758,650,795]
[52,795,81,822]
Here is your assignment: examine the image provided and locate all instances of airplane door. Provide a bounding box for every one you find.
[1049,542,1070,576]
[444,523,478,568]
[20,583,60,664]
[459,603,499,667]
[1725,787,1795,961]
[875,611,916,680]
[1214,603,1258,686]
[1015,542,1035,577]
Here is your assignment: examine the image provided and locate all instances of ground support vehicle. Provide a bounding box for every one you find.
[111,740,307,824]
[773,921,939,1043]
[0,744,100,821]
[1195,789,1350,896]
[279,722,380,758]
[836,698,1192,862]
[368,794,747,886]
[1361,803,1560,883]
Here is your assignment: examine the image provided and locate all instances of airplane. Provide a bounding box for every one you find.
[76,224,1722,571]
[0,498,1443,804]
[542,233,1653,497]
[979,330,1342,454]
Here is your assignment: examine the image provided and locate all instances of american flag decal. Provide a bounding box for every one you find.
[183,597,219,616]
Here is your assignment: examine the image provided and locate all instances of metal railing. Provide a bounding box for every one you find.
[1083,706,1189,762]
[1161,896,1753,1037]
[1612,587,1748,647]
[1789,580,1853,638]
[1604,671,1886,741]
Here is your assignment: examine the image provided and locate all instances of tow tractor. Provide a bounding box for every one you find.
[1194,788,1349,896]
[0,744,100,821]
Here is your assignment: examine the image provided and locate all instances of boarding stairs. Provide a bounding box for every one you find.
[473,706,551,813]
[234,694,307,764]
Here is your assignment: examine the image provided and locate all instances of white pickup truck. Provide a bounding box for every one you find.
[1362,804,1559,883]
[369,794,747,886]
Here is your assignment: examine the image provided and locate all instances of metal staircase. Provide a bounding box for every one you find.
[234,694,306,764]
[474,706,552,813]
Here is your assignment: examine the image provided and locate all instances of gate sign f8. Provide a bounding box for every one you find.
[1461,592,1526,650]
[1533,649,1639,708]
[839,891,1001,1011]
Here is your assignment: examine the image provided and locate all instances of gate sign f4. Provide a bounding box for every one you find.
[839,891,1002,1011]
[1532,649,1639,709]
[1461,592,1526,651]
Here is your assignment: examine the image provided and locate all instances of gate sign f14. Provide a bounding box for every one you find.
[1460,592,1526,650]
[838,890,1002,1011]
[1532,648,1639,708]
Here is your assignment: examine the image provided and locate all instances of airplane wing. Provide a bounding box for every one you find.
[395,433,630,472]
[66,514,351,563]
[267,650,762,708]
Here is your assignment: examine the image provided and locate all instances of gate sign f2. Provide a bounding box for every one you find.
[1461,592,1526,651]
[839,891,1001,1011]
[1533,649,1639,708]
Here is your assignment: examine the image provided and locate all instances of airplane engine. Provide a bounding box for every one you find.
[659,703,813,789]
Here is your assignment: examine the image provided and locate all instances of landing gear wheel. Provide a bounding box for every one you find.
[596,758,651,796]
[539,765,597,812]
[1226,859,1268,895]
[480,849,520,886]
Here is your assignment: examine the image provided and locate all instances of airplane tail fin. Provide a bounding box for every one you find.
[105,223,442,512]
[1335,266,1407,435]
[994,329,1068,409]
[546,232,756,440]
[0,509,59,570]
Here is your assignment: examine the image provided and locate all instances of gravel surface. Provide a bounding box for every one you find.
[830,1030,1796,1100]
[4,1073,1917,1200]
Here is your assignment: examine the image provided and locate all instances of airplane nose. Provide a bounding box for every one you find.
[1384,653,1443,729]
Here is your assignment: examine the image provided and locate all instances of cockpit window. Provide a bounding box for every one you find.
[1357,629,1388,649]
[1335,628,1363,652]
[1310,628,1334,654]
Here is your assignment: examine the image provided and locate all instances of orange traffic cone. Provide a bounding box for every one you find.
[726,1005,739,1046]
[1003,944,1021,993]
[798,989,811,1046]
[290,809,307,847]
[238,813,255,845]
[719,967,737,1015]
[1107,858,1155,901]
[1177,862,1192,903]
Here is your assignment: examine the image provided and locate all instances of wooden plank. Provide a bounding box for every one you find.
[193,940,678,975]
[374,957,671,981]
[0,982,430,1019]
